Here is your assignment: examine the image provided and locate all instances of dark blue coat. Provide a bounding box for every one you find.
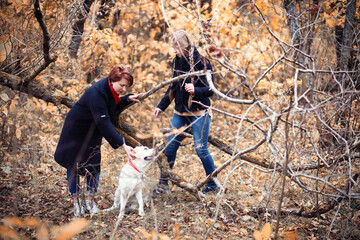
[54,77,132,175]
[157,47,213,113]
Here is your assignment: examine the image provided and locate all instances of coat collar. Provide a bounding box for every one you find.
[108,78,121,104]
[174,46,201,72]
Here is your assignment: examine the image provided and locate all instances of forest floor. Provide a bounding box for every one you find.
[1,145,359,240]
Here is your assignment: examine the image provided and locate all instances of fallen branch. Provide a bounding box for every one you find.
[0,71,74,107]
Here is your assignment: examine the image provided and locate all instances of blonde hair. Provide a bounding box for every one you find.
[171,30,192,52]
[171,30,195,76]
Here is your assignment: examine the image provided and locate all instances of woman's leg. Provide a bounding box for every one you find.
[191,114,218,189]
[159,114,188,185]
[85,172,100,213]
[86,171,100,197]
[67,169,85,216]
[67,169,80,196]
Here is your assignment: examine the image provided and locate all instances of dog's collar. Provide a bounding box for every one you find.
[129,159,141,173]
[128,159,146,181]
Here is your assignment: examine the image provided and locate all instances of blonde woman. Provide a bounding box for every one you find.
[153,30,218,195]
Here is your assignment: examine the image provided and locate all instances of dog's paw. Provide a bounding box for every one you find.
[102,206,117,212]
[117,214,125,220]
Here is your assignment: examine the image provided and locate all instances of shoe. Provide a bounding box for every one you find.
[74,199,85,217]
[152,183,170,197]
[201,186,219,194]
[85,199,100,214]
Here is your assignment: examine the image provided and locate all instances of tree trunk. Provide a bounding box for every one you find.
[283,0,308,96]
[333,0,357,130]
[283,0,302,45]
[96,0,115,30]
[338,0,356,88]
[68,0,95,58]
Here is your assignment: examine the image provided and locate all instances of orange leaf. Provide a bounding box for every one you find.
[254,229,262,240]
[0,226,20,240]
[3,216,24,228]
[54,218,88,240]
[261,223,272,239]
[173,224,180,240]
[24,217,40,228]
[36,224,49,240]
[253,222,272,240]
[137,227,151,239]
[281,230,299,240]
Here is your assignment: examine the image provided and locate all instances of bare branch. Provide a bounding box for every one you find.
[205,71,254,104]
[23,0,57,84]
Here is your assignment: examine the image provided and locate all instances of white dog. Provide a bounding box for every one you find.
[104,146,156,219]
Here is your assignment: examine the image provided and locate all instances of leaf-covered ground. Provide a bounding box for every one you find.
[1,136,359,239]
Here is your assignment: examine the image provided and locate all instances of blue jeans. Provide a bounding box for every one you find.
[67,170,99,196]
[160,113,217,189]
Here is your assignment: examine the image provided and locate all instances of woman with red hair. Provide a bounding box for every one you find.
[55,64,142,217]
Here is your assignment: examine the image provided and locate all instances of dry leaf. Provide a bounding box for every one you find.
[36,224,49,240]
[137,227,151,240]
[54,218,88,240]
[281,230,299,240]
[261,223,272,239]
[0,93,9,101]
[15,129,21,139]
[254,222,272,240]
[9,100,16,112]
[0,226,20,240]
[3,216,24,228]
[206,218,212,225]
[24,217,40,228]
[173,224,180,240]
[254,229,262,240]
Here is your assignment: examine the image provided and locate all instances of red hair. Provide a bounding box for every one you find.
[108,64,134,86]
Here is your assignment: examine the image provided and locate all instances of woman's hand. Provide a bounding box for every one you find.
[122,144,136,160]
[153,108,162,118]
[185,83,195,95]
[128,93,143,103]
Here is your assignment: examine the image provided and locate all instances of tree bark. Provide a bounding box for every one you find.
[0,71,75,108]
[282,0,316,102]
[338,0,356,87]
[69,0,95,58]
[283,0,301,45]
[96,0,115,30]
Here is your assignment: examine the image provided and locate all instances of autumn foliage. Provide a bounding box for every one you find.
[0,0,359,239]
